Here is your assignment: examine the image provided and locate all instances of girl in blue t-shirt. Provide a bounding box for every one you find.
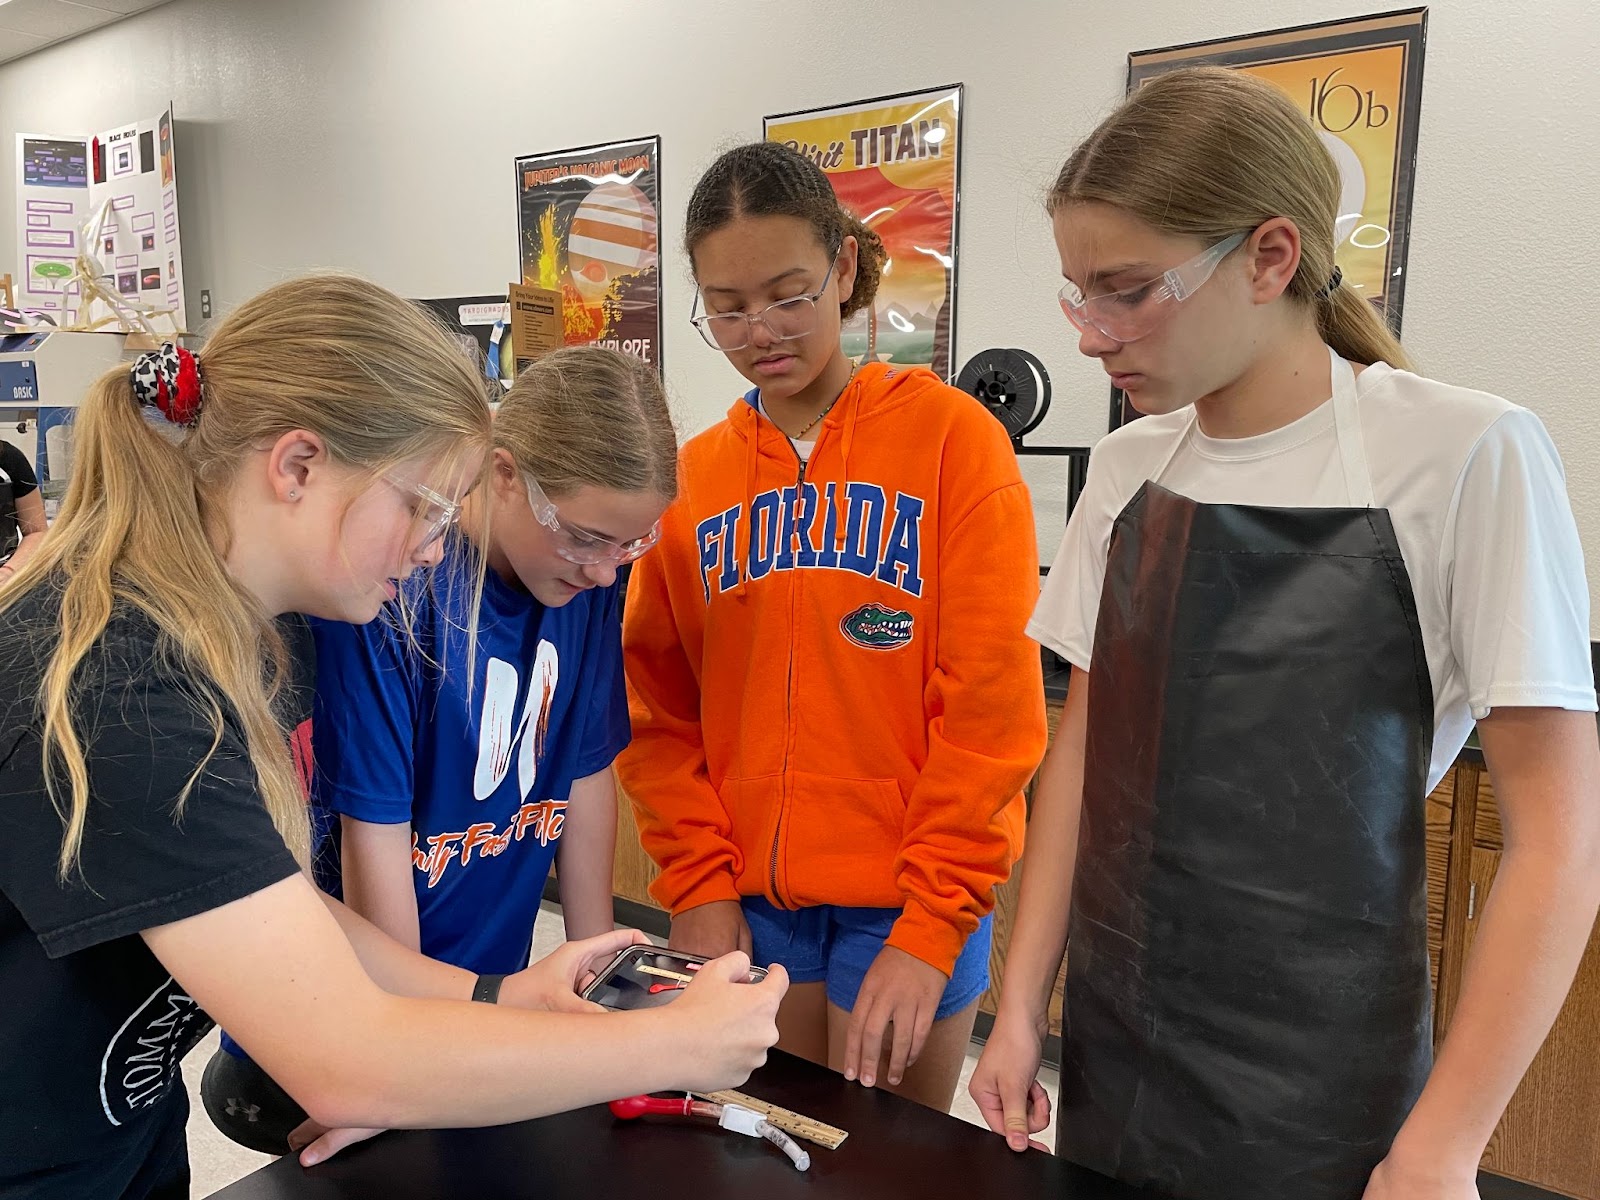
[204,345,678,1154]
[313,345,675,968]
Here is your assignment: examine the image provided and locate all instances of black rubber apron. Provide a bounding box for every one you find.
[1058,352,1435,1200]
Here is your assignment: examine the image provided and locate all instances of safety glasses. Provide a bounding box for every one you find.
[385,474,461,552]
[1059,233,1246,343]
[689,255,840,352]
[523,471,660,566]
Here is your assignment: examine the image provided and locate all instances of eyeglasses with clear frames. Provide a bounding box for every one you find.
[523,472,660,567]
[1058,232,1247,344]
[384,473,461,552]
[689,254,840,351]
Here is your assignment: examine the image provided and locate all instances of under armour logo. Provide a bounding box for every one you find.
[225,1097,261,1122]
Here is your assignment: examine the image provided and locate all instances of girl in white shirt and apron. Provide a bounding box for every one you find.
[971,66,1600,1200]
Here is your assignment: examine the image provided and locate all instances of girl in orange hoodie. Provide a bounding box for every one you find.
[618,141,1047,1111]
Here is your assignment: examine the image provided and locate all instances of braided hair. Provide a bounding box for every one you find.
[685,141,885,320]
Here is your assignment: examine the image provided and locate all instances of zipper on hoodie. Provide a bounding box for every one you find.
[770,429,810,906]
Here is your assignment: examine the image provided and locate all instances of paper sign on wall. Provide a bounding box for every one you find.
[13,104,187,333]
[508,282,563,371]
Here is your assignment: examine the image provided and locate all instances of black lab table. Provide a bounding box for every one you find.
[211,1050,1172,1199]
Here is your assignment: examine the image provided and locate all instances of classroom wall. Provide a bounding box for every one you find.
[3,0,1598,621]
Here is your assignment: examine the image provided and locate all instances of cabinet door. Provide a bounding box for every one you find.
[1424,768,1456,1001]
[612,773,663,911]
[1461,844,1600,1199]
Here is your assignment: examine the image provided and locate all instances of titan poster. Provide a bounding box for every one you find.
[514,136,662,370]
[764,84,963,381]
[1111,9,1427,428]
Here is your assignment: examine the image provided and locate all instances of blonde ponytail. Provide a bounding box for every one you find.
[1318,278,1412,371]
[0,275,493,877]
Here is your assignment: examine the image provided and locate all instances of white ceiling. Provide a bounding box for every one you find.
[0,0,172,66]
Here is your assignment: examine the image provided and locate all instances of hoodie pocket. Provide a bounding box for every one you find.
[780,771,905,908]
[719,774,782,891]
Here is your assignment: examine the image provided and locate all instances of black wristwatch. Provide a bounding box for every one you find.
[471,973,506,1004]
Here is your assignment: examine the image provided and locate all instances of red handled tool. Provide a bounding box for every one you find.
[608,1095,719,1120]
[609,1094,811,1171]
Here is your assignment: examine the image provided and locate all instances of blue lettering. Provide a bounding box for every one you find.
[775,486,801,572]
[877,493,925,596]
[717,504,742,595]
[698,485,927,599]
[816,482,841,570]
[697,513,721,603]
[748,491,781,580]
[839,483,886,578]
[795,483,821,569]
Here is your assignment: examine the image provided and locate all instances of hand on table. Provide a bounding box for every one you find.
[841,945,948,1089]
[288,1117,384,1168]
[668,900,752,960]
[968,1010,1052,1152]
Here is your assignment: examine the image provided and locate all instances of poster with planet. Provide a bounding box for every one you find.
[1111,10,1427,428]
[765,85,963,382]
[513,136,662,371]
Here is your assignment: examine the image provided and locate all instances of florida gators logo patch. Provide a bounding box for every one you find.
[841,602,914,650]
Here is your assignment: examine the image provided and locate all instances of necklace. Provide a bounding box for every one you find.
[784,364,859,441]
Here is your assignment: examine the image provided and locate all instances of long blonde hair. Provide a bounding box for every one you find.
[495,346,677,500]
[0,275,493,876]
[1050,67,1411,370]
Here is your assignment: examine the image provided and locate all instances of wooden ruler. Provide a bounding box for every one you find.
[638,964,694,984]
[692,1089,849,1150]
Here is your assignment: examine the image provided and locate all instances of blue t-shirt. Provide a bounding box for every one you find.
[310,542,630,975]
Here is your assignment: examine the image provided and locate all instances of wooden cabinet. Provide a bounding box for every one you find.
[608,705,1600,1198]
[611,785,660,911]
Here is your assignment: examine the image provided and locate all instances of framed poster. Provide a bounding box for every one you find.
[513,136,662,371]
[765,83,963,381]
[1110,9,1427,428]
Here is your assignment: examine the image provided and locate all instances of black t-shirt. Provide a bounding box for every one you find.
[0,587,300,1199]
[0,441,39,560]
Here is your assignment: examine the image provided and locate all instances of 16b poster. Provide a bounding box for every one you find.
[1112,10,1427,428]
[513,136,662,370]
[765,84,963,382]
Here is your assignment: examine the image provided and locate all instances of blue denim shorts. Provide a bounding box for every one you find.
[742,896,992,1021]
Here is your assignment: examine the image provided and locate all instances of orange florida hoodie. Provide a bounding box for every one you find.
[617,363,1048,976]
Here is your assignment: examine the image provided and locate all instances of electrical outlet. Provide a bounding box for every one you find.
[200,289,212,320]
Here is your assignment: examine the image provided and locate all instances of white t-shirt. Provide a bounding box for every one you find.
[1030,360,1596,791]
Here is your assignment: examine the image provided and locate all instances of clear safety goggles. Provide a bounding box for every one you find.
[523,472,660,566]
[1058,232,1246,343]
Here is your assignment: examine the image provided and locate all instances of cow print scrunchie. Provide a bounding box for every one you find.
[129,342,204,426]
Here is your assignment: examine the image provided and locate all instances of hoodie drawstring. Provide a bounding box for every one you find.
[738,411,759,598]
[831,369,861,540]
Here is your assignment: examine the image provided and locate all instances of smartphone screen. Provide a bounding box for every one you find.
[582,946,768,1011]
